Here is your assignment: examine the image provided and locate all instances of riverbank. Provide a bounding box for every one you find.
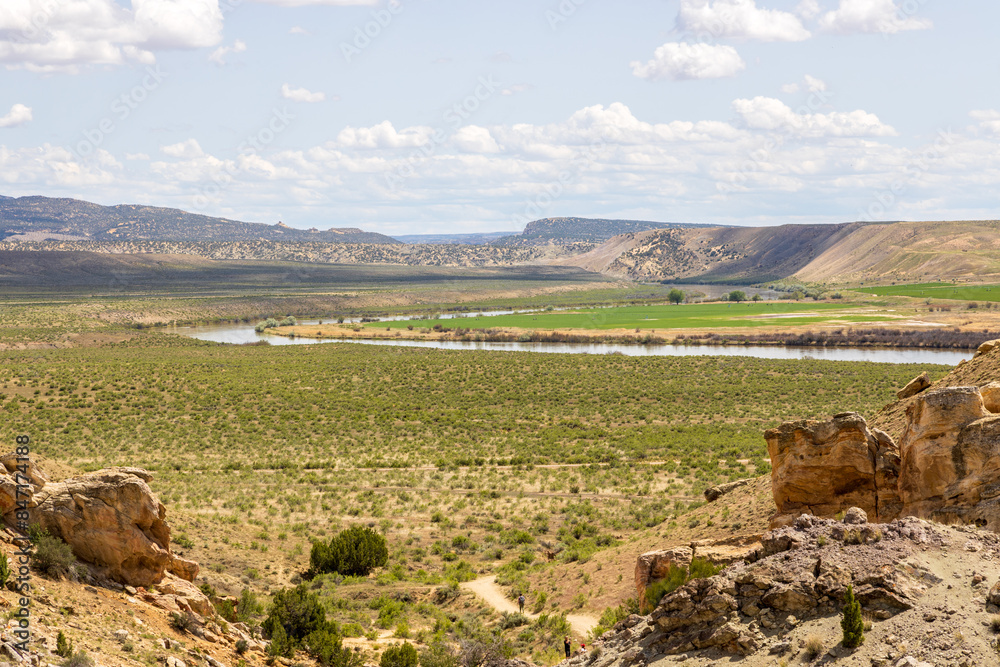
[265,322,997,351]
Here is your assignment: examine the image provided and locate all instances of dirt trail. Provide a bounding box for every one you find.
[462,575,599,639]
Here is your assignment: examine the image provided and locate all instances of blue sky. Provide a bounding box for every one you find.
[1,0,998,236]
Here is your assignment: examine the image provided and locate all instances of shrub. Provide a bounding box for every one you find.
[306,629,361,667]
[381,642,419,667]
[56,631,73,658]
[841,585,865,648]
[62,651,95,667]
[990,615,1000,633]
[419,640,458,667]
[170,612,195,633]
[32,531,77,578]
[804,635,823,660]
[237,588,264,622]
[236,639,249,655]
[310,526,389,577]
[263,584,329,645]
[644,557,721,610]
[0,556,10,587]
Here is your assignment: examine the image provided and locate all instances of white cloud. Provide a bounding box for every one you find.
[209,40,247,66]
[281,84,326,103]
[336,121,432,149]
[0,104,32,128]
[781,83,800,94]
[501,84,533,97]
[804,75,827,93]
[0,0,223,72]
[452,126,500,154]
[732,96,896,137]
[795,0,822,20]
[289,26,310,35]
[677,0,811,42]
[161,139,205,159]
[818,0,932,35]
[631,42,745,81]
[971,110,1000,135]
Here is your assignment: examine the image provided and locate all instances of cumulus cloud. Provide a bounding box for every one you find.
[249,0,379,6]
[288,26,310,35]
[732,96,896,137]
[452,126,500,154]
[631,42,745,81]
[281,84,326,103]
[971,110,1000,135]
[0,104,32,128]
[161,139,205,159]
[818,0,932,35]
[677,0,811,42]
[0,0,223,72]
[209,40,247,66]
[795,0,822,20]
[336,121,432,149]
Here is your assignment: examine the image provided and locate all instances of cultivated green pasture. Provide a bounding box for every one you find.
[371,301,892,332]
[858,282,1000,302]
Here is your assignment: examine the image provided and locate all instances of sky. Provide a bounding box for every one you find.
[1,0,999,236]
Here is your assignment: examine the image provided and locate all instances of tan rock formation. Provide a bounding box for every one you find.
[897,372,932,399]
[634,546,692,599]
[4,465,192,587]
[898,386,1000,529]
[765,412,901,527]
[974,339,1000,358]
[0,452,49,513]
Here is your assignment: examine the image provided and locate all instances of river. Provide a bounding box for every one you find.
[175,321,967,365]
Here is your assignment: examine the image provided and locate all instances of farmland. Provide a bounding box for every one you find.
[368,301,893,333]
[857,281,1000,302]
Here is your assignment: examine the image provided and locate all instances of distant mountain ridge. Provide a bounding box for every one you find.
[0,195,399,244]
[493,217,721,246]
[394,231,519,245]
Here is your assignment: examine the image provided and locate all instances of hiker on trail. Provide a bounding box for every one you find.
[563,637,571,658]
[518,593,526,613]
[578,644,586,655]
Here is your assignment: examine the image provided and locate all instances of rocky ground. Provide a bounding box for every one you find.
[581,511,1000,667]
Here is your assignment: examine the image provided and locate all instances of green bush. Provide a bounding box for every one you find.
[32,531,77,578]
[263,585,329,645]
[644,557,722,610]
[840,585,864,648]
[381,642,419,667]
[237,588,264,622]
[62,651,94,667]
[56,631,73,658]
[310,526,389,577]
[419,640,458,667]
[306,629,361,667]
[0,556,10,587]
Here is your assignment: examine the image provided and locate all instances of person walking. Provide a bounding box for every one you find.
[563,636,571,659]
[518,593,526,613]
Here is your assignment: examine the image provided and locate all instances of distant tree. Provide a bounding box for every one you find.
[310,525,388,577]
[727,290,747,303]
[381,643,419,667]
[840,585,865,648]
[668,289,684,305]
[751,294,762,302]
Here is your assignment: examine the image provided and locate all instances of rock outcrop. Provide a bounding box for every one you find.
[897,372,931,400]
[634,547,692,599]
[898,387,1000,529]
[765,412,901,527]
[0,459,196,587]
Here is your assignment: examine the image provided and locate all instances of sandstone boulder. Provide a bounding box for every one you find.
[0,453,49,514]
[17,468,175,587]
[704,478,751,502]
[897,387,1000,528]
[634,546,692,599]
[979,381,1000,413]
[155,573,213,616]
[766,412,900,527]
[974,339,1000,358]
[897,372,931,400]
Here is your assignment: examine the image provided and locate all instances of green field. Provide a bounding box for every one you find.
[371,301,892,332]
[858,282,1000,302]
